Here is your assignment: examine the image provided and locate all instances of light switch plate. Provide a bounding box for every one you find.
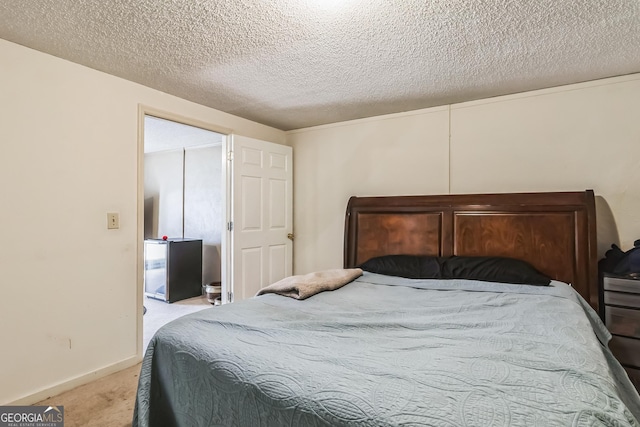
[107,212,120,229]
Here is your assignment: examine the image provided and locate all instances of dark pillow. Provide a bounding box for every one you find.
[358,255,551,285]
[358,255,441,279]
[440,256,551,286]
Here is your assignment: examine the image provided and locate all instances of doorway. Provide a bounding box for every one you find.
[140,112,228,352]
[136,108,293,356]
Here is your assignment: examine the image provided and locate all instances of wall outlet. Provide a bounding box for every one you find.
[107,212,120,229]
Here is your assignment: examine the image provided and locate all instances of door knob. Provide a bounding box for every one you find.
[287,233,295,241]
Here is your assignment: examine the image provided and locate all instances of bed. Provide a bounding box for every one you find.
[134,190,640,426]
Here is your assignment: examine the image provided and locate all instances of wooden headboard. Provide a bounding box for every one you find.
[344,190,598,312]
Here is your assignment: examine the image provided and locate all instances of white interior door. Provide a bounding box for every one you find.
[228,135,292,301]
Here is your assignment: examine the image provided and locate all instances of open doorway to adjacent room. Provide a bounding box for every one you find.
[141,114,226,351]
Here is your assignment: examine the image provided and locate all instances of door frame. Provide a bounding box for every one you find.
[136,105,232,358]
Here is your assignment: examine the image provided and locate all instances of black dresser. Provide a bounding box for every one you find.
[603,274,640,390]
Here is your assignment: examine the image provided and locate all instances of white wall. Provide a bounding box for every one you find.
[289,74,640,275]
[0,39,285,405]
[288,107,450,273]
[450,76,640,256]
[144,150,184,238]
[184,146,224,285]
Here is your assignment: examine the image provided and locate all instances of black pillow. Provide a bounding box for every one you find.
[440,256,551,286]
[358,255,441,279]
[358,255,551,286]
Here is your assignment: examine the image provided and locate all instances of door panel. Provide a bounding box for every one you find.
[241,176,262,230]
[231,135,292,301]
[240,247,262,301]
[269,179,286,228]
[269,244,287,284]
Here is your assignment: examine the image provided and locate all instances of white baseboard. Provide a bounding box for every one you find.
[8,355,143,405]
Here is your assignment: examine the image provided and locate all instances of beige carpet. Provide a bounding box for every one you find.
[35,296,212,426]
[35,363,141,427]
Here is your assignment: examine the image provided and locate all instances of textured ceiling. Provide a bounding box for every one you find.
[1,1,639,131]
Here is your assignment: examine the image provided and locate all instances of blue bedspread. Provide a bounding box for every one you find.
[133,273,640,426]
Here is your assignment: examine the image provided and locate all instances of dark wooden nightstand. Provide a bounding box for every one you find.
[604,274,640,390]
